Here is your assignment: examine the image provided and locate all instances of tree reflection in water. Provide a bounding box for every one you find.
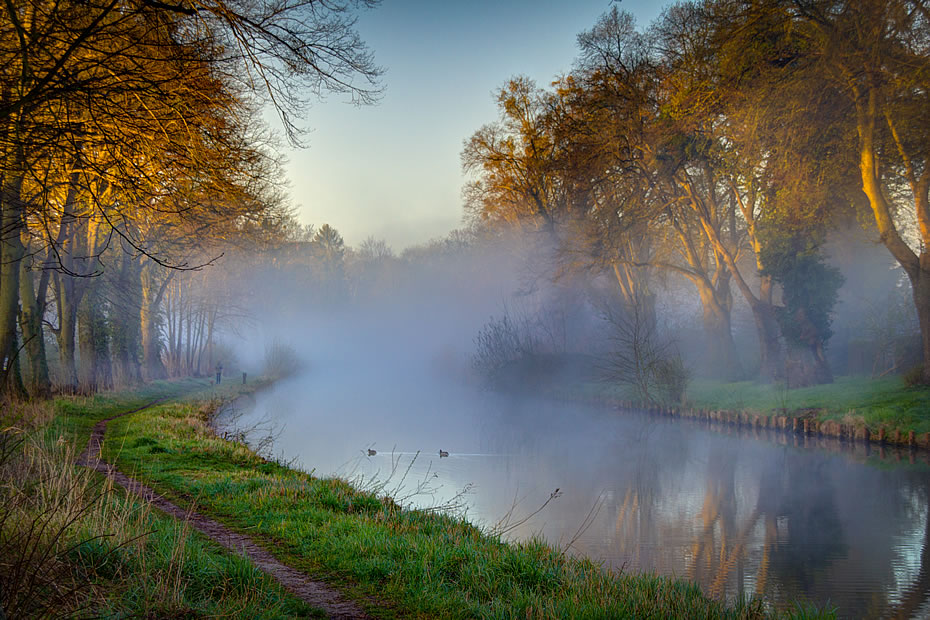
[547,417,927,619]
[232,386,930,619]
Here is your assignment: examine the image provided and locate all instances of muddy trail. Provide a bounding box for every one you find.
[76,399,373,620]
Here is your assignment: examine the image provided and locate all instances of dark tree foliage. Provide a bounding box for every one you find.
[761,236,843,348]
[761,233,844,385]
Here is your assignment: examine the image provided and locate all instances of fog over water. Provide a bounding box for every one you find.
[226,364,930,619]
[213,237,930,619]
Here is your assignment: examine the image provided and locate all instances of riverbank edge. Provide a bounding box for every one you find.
[552,391,930,453]
[2,377,327,618]
[79,381,371,618]
[100,379,834,619]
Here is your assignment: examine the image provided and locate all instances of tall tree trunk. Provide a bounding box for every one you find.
[695,281,741,381]
[77,280,101,393]
[192,308,206,375]
[205,308,216,374]
[18,258,50,397]
[913,268,930,382]
[695,197,785,384]
[49,176,86,391]
[856,89,930,381]
[54,271,79,392]
[185,302,193,374]
[666,205,740,380]
[92,279,113,391]
[0,149,26,395]
[746,276,784,384]
[140,265,171,380]
[111,253,143,386]
[748,299,784,384]
[174,295,183,375]
[4,330,27,399]
[163,286,176,375]
[611,262,657,331]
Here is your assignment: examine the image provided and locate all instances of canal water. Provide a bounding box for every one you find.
[220,370,930,619]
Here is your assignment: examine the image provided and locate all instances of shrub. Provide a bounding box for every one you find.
[599,299,691,405]
[0,430,96,616]
[262,339,302,379]
[472,315,533,381]
[904,364,928,387]
[653,356,690,405]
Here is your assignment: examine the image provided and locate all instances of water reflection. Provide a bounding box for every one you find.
[221,380,930,619]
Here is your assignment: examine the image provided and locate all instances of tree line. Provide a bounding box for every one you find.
[463,0,930,386]
[0,0,381,397]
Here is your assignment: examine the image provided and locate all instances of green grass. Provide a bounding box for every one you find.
[556,375,930,435]
[1,378,324,618]
[67,486,323,618]
[100,390,834,619]
[47,377,212,445]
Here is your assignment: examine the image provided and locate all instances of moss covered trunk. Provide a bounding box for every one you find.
[19,257,50,397]
[0,174,26,395]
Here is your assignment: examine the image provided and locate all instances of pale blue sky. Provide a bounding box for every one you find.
[286,0,669,249]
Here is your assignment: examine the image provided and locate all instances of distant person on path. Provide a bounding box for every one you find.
[215,361,223,385]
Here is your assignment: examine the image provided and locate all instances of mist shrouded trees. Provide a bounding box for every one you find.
[741,0,930,383]
[463,1,929,386]
[0,0,381,395]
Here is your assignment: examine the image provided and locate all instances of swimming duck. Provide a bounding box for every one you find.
[438,450,449,458]
[367,448,377,456]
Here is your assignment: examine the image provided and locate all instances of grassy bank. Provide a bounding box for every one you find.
[554,375,930,437]
[96,382,830,619]
[2,379,835,618]
[1,378,321,618]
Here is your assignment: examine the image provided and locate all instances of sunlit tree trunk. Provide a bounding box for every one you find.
[675,254,740,380]
[664,211,742,380]
[856,88,930,382]
[696,187,786,383]
[141,264,171,380]
[77,279,104,393]
[611,262,657,329]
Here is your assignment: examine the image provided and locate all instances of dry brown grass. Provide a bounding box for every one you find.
[0,415,199,616]
[0,398,55,433]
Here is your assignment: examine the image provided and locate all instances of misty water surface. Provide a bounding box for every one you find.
[221,363,930,619]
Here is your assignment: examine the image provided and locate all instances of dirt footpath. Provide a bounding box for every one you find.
[77,400,372,620]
